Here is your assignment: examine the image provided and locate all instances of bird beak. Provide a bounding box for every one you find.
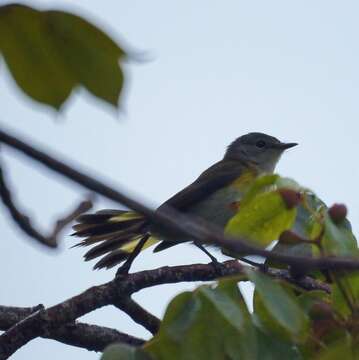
[274,142,298,150]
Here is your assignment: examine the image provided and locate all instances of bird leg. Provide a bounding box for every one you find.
[116,234,150,276]
[237,256,267,271]
[194,242,224,274]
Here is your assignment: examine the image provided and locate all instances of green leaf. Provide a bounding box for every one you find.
[247,269,309,342]
[255,327,302,360]
[45,10,125,107]
[265,191,324,270]
[314,337,355,360]
[146,281,257,360]
[331,272,359,318]
[240,174,279,207]
[225,189,297,247]
[275,176,302,191]
[296,290,331,315]
[161,291,202,342]
[295,291,340,357]
[320,206,359,317]
[0,4,74,109]
[198,285,245,332]
[322,213,358,256]
[0,4,126,109]
[101,344,151,360]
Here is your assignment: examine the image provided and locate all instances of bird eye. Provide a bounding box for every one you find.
[256,140,266,148]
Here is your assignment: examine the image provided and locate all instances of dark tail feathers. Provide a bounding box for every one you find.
[72,209,153,269]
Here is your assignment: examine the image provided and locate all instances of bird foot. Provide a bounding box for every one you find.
[116,263,130,278]
[210,260,225,275]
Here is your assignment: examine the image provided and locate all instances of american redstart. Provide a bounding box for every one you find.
[72,132,297,272]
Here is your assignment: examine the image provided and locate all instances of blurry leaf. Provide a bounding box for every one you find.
[198,286,245,331]
[314,337,355,360]
[280,287,357,358]
[295,192,325,238]
[322,213,358,256]
[296,291,344,355]
[0,4,126,110]
[275,177,302,191]
[0,4,74,109]
[265,191,324,270]
[146,281,257,360]
[297,290,331,315]
[101,344,151,360]
[247,269,309,342]
[240,174,279,207]
[161,291,202,342]
[226,189,297,247]
[255,327,302,360]
[331,272,359,318]
[266,240,313,271]
[45,10,125,106]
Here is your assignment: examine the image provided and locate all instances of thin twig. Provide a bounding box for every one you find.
[0,165,55,247]
[49,195,94,241]
[0,260,330,358]
[0,162,93,248]
[0,305,144,352]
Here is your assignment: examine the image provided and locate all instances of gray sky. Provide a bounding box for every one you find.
[1,1,359,359]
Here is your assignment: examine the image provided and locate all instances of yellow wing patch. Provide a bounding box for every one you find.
[109,211,143,223]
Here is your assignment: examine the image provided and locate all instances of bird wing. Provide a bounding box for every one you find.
[152,160,247,253]
[158,159,245,212]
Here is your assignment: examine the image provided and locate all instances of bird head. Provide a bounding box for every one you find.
[224,132,297,172]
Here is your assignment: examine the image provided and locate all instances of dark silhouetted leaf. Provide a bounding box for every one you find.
[45,10,125,107]
[0,4,74,109]
[0,4,126,110]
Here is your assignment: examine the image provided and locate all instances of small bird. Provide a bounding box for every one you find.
[72,132,297,273]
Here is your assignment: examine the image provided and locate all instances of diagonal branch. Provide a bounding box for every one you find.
[0,305,144,352]
[113,297,160,335]
[0,163,93,248]
[0,127,358,272]
[0,260,330,358]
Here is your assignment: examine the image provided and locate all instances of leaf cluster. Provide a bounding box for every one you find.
[103,175,359,359]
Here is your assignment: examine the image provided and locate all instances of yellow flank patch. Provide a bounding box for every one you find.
[109,211,143,223]
[230,170,257,191]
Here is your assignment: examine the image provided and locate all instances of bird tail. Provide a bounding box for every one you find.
[72,209,158,269]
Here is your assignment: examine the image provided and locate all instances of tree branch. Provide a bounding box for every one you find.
[0,127,357,272]
[0,260,330,358]
[49,195,95,241]
[47,322,144,351]
[0,163,93,248]
[0,305,144,352]
[113,297,160,335]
